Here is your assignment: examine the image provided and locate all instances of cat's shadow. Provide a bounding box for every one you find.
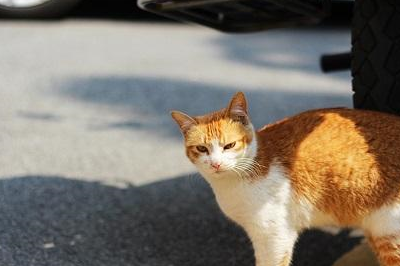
[0,175,360,266]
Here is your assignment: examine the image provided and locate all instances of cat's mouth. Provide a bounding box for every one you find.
[213,168,229,174]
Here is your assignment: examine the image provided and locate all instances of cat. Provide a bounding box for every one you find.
[171,92,400,266]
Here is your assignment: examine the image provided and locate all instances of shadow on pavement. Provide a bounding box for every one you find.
[210,29,350,73]
[58,76,351,140]
[0,175,360,266]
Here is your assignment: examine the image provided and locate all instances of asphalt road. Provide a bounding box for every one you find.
[0,20,361,265]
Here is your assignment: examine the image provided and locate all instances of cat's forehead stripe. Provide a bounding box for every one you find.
[203,119,235,141]
[185,118,252,147]
[206,121,222,140]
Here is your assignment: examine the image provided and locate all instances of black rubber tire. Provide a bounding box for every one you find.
[0,0,81,18]
[351,0,400,115]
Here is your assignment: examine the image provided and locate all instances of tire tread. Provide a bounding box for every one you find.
[352,0,400,114]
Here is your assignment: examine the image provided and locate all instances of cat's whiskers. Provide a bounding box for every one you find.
[239,157,266,172]
[238,158,267,169]
[230,167,244,179]
[226,162,246,179]
[234,159,265,178]
[233,163,257,179]
[234,167,252,179]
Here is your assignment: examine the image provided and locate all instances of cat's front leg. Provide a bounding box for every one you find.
[246,225,298,266]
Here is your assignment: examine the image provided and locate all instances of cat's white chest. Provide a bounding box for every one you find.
[214,183,256,224]
[207,164,292,228]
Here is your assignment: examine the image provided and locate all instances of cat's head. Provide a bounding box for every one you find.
[171,92,257,178]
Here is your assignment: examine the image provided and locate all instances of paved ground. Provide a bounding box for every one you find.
[0,20,361,265]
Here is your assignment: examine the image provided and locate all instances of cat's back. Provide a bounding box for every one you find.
[257,108,400,225]
[259,107,400,155]
[288,107,400,155]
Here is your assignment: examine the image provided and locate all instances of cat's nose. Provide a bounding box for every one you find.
[211,162,221,170]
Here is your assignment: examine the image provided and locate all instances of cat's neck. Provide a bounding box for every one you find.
[253,123,287,177]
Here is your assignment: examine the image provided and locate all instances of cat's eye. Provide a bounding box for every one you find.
[196,145,208,153]
[224,142,236,150]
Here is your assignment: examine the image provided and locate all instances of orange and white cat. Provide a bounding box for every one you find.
[171,92,400,266]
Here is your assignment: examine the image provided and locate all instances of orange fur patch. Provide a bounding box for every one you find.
[368,234,400,266]
[255,108,400,225]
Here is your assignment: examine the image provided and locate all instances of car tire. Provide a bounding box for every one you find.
[351,0,400,115]
[0,0,81,18]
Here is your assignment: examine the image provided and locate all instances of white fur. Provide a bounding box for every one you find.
[203,162,346,266]
[195,135,348,266]
[205,163,298,266]
[362,203,400,237]
[244,132,258,158]
[194,133,400,265]
[288,196,337,231]
[192,131,313,265]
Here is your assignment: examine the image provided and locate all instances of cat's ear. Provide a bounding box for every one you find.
[227,92,249,125]
[171,110,197,134]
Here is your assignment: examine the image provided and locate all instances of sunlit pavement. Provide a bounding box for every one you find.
[0,20,360,266]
